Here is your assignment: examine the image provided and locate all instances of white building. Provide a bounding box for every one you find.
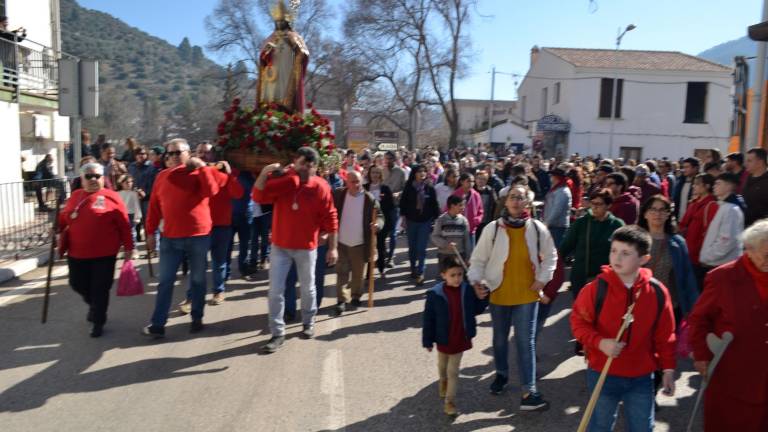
[516,47,732,160]
[469,119,530,152]
[1,0,69,184]
[451,98,518,147]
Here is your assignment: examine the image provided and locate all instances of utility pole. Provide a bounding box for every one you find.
[488,66,495,147]
[747,0,768,150]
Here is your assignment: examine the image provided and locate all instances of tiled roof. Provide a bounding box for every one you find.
[543,47,731,73]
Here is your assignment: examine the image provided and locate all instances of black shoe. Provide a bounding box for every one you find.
[301,325,315,339]
[410,270,418,279]
[141,325,165,339]
[386,261,394,269]
[574,341,585,357]
[415,275,425,286]
[334,302,346,316]
[490,374,508,395]
[350,298,362,308]
[190,320,204,334]
[520,393,550,412]
[263,335,285,353]
[90,324,103,338]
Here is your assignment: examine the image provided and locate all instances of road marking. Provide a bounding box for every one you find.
[0,267,68,307]
[321,348,347,431]
[14,343,62,351]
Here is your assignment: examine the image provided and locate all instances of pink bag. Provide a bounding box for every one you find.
[676,319,692,358]
[117,260,144,296]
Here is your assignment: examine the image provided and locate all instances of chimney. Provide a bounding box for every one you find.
[530,46,540,68]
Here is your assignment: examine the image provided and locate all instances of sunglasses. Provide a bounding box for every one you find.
[84,173,102,180]
[166,150,183,157]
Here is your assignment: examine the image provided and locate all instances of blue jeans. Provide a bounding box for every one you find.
[228,213,252,276]
[285,244,328,314]
[387,207,400,262]
[268,246,317,336]
[406,220,431,275]
[210,226,231,293]
[490,302,539,394]
[536,302,552,340]
[250,213,272,265]
[151,235,211,328]
[586,369,655,432]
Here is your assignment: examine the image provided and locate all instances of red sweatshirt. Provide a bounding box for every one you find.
[570,266,677,377]
[678,194,717,266]
[252,169,338,250]
[146,165,220,238]
[209,169,244,227]
[59,188,133,259]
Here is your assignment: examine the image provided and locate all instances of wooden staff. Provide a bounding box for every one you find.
[577,299,639,432]
[450,243,469,272]
[367,206,378,308]
[686,331,734,432]
[41,199,61,324]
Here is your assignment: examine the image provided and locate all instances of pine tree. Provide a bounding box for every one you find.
[177,37,192,61]
[220,63,240,111]
[191,46,204,66]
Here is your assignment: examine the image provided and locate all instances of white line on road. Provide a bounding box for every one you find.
[0,267,68,307]
[321,348,347,431]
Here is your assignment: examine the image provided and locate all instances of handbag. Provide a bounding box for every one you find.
[117,260,144,296]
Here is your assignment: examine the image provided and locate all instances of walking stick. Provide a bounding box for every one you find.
[146,247,154,278]
[686,331,734,432]
[577,297,640,432]
[450,243,469,273]
[367,207,378,308]
[41,199,61,324]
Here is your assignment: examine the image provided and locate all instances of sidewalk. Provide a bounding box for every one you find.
[0,246,52,284]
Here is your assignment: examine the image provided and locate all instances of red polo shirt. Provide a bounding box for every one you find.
[146,165,219,238]
[210,169,245,227]
[252,169,338,250]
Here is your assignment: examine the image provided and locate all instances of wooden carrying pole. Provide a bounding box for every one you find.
[367,207,378,308]
[577,301,639,432]
[450,243,469,272]
[42,199,61,324]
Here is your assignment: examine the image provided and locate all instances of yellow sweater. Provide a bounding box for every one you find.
[490,227,538,306]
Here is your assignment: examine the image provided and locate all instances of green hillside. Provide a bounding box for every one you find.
[60,0,227,145]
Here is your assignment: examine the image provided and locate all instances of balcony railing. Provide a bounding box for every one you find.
[0,36,68,98]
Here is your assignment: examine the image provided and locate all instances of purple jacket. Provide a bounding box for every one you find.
[452,187,484,234]
[638,179,662,205]
[610,192,639,225]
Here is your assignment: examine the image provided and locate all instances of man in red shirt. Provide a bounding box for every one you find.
[253,147,338,353]
[142,138,220,338]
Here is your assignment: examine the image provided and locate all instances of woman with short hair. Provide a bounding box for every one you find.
[400,164,440,286]
[58,163,134,337]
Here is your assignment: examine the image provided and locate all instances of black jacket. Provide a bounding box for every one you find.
[365,183,396,232]
[743,172,768,227]
[399,182,440,223]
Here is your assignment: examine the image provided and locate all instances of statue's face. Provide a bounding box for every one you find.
[276,20,291,31]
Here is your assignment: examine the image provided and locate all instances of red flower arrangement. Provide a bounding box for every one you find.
[215,99,336,164]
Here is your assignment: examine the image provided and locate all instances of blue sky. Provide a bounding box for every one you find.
[78,0,761,100]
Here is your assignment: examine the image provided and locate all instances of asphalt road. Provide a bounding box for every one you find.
[0,240,704,431]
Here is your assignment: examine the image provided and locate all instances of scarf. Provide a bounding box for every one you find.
[500,208,531,228]
[414,181,426,212]
[741,254,768,303]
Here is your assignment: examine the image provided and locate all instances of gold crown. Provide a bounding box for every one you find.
[270,1,294,22]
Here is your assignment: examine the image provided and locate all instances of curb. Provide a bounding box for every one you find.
[0,250,52,284]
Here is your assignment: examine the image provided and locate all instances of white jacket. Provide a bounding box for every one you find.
[468,218,558,291]
[700,201,744,267]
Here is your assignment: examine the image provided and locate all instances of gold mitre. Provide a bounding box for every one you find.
[270,1,294,22]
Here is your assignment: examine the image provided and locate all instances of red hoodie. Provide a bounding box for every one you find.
[610,192,639,225]
[678,194,717,266]
[209,169,245,227]
[146,165,220,238]
[570,266,677,377]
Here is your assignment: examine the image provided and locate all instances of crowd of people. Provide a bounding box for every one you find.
[58,133,768,431]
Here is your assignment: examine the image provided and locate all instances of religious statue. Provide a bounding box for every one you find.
[256,1,309,114]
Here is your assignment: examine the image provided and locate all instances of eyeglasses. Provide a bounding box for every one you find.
[166,150,183,157]
[84,173,102,180]
[647,207,670,214]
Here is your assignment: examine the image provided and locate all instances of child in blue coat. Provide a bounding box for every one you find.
[422,255,488,416]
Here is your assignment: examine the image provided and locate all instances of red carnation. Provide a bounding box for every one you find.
[233,98,241,105]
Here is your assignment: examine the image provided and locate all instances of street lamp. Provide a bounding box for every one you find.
[608,24,636,158]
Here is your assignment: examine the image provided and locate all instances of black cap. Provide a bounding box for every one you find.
[550,168,566,178]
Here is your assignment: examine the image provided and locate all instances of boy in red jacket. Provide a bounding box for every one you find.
[570,225,676,432]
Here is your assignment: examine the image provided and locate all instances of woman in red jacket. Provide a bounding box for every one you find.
[688,219,768,432]
[678,173,717,291]
[59,162,134,337]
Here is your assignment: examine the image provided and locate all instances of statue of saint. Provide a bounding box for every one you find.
[257,1,309,114]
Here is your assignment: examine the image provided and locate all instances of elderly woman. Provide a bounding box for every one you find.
[688,219,768,431]
[468,184,557,412]
[58,163,134,337]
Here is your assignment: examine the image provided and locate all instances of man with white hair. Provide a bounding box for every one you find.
[142,138,220,338]
[332,171,383,315]
[688,218,768,431]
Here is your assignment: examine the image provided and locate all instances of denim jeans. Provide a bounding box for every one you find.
[490,302,539,394]
[285,244,327,313]
[228,213,252,276]
[210,226,232,293]
[151,235,211,328]
[536,302,552,341]
[250,213,272,265]
[387,207,400,262]
[406,220,431,275]
[268,246,317,336]
[586,369,655,432]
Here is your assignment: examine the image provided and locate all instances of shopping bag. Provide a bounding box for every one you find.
[676,319,692,359]
[117,260,144,296]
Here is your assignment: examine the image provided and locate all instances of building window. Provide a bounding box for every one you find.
[620,147,642,161]
[0,1,5,17]
[541,87,548,117]
[599,78,623,119]
[684,82,708,123]
[554,82,561,104]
